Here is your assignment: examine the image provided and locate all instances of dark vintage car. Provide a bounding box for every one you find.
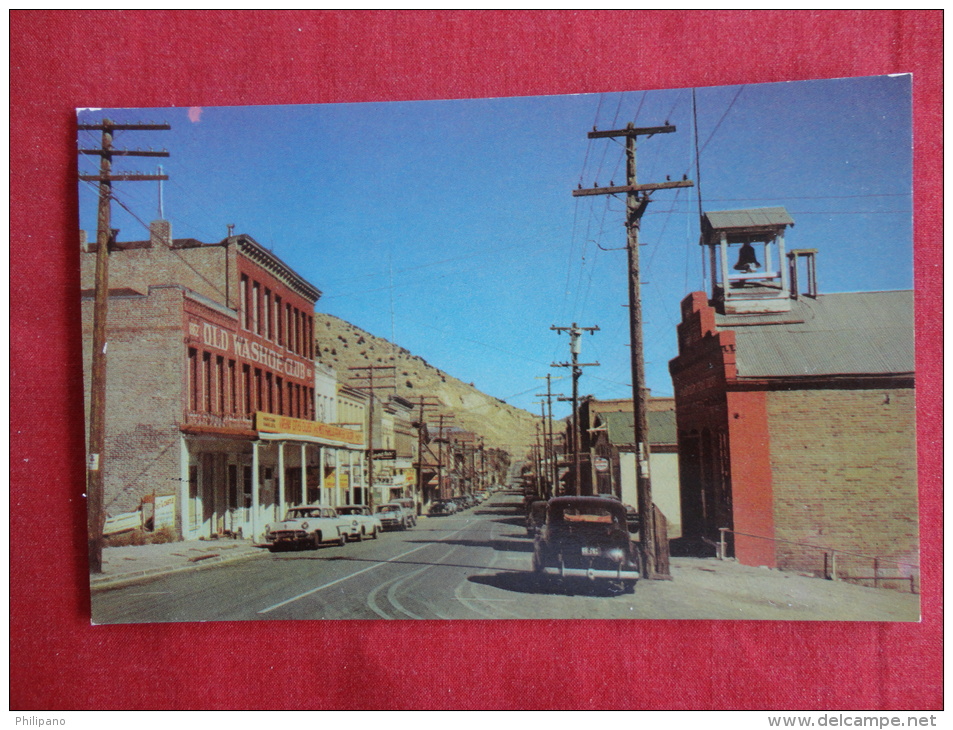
[532,496,640,592]
[428,499,457,516]
[526,499,549,538]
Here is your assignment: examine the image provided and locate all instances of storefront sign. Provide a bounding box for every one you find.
[594,457,610,473]
[154,494,176,530]
[197,320,313,381]
[372,449,397,460]
[256,412,364,445]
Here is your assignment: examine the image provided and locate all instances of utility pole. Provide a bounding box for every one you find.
[434,413,455,500]
[573,122,693,579]
[551,323,599,496]
[78,119,169,574]
[535,374,563,498]
[348,365,395,512]
[409,396,441,512]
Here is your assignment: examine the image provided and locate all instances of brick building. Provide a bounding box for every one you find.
[668,207,917,581]
[81,221,367,542]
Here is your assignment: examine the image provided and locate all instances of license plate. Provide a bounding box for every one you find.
[582,546,601,557]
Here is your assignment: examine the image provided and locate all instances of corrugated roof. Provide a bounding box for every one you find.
[704,207,795,231]
[603,410,677,447]
[715,290,914,378]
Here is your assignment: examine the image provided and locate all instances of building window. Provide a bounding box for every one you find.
[307,315,314,359]
[188,347,198,411]
[228,359,237,415]
[254,368,262,413]
[265,372,274,414]
[216,355,225,414]
[285,303,292,351]
[275,295,283,346]
[276,376,284,415]
[202,351,212,412]
[240,275,249,330]
[287,381,293,419]
[242,364,252,416]
[264,288,272,340]
[252,281,261,335]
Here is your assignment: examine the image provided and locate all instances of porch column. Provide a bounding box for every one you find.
[334,449,341,507]
[347,449,354,504]
[277,441,286,519]
[252,440,260,542]
[179,435,190,540]
[319,446,326,506]
[300,443,307,506]
[777,230,790,296]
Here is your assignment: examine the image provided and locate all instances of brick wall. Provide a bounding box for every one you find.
[82,287,185,515]
[766,387,919,578]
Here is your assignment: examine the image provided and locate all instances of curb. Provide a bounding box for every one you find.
[89,546,265,591]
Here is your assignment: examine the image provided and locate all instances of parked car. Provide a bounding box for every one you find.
[532,496,640,593]
[429,499,457,516]
[263,505,350,552]
[526,499,549,538]
[335,504,382,541]
[375,503,413,530]
[387,498,418,526]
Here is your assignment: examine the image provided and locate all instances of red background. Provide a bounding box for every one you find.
[10,10,942,710]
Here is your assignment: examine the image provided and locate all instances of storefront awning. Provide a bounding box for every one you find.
[257,431,366,450]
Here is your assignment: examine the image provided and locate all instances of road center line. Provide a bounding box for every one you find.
[258,521,473,615]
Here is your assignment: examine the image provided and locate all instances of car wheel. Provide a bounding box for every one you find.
[338,533,347,547]
[313,533,322,549]
[356,527,364,542]
[267,545,280,553]
[371,526,379,540]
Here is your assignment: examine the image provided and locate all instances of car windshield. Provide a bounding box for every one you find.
[550,501,624,527]
[286,508,321,519]
[376,505,399,513]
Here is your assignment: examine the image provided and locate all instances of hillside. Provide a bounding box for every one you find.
[314,313,540,456]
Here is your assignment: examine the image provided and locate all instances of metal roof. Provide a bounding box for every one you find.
[715,290,914,378]
[703,207,795,231]
[602,410,677,448]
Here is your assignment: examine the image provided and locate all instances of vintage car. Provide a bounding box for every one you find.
[263,505,351,552]
[375,503,413,530]
[387,498,418,527]
[526,499,549,538]
[428,499,457,516]
[335,504,382,541]
[532,496,640,592]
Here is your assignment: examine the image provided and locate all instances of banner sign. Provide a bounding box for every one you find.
[256,412,363,445]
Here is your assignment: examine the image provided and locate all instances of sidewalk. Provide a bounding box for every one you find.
[90,538,264,590]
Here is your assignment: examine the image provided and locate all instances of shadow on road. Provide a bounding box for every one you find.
[468,571,636,597]
[267,553,525,573]
[404,537,535,553]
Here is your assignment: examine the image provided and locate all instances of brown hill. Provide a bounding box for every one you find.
[314,313,540,457]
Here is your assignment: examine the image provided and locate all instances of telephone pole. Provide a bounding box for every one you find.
[573,122,693,579]
[348,365,396,512]
[409,396,441,512]
[78,119,169,574]
[551,323,599,496]
[535,374,563,498]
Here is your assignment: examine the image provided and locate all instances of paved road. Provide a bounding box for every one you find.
[91,491,920,623]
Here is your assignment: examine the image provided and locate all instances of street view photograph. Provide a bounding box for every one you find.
[78,74,919,623]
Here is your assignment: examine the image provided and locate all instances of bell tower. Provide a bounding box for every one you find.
[701,206,796,314]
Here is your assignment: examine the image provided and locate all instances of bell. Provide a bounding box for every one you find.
[733,242,761,272]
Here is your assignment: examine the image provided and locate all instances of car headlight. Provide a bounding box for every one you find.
[301,521,309,529]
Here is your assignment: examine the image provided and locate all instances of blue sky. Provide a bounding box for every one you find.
[77,74,912,419]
